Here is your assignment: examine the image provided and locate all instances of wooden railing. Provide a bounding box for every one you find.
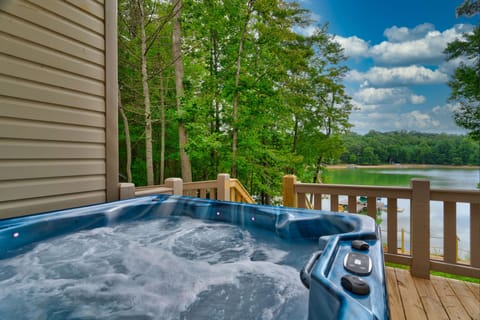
[119,174,255,204]
[182,174,255,204]
[282,175,480,279]
[229,178,256,204]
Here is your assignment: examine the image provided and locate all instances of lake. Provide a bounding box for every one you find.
[321,167,480,261]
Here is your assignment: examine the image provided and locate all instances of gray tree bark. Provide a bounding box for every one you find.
[172,0,192,182]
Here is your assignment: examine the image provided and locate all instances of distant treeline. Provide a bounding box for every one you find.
[339,131,480,166]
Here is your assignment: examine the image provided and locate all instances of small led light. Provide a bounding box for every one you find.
[12,232,19,238]
[216,211,221,216]
[251,216,255,221]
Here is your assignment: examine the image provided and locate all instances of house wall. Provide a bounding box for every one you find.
[0,0,118,219]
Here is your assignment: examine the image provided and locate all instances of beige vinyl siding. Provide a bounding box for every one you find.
[0,0,117,219]
[0,140,105,159]
[0,160,106,181]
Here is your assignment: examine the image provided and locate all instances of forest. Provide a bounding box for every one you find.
[118,0,353,196]
[117,0,479,200]
[340,131,480,166]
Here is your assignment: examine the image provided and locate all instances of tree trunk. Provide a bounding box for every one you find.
[292,116,299,153]
[139,0,154,185]
[172,0,192,182]
[231,0,254,178]
[313,156,323,183]
[211,29,220,176]
[159,57,166,184]
[118,90,132,183]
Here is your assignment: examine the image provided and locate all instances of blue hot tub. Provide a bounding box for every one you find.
[0,195,389,319]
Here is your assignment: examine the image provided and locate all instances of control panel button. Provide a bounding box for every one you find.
[344,252,372,276]
[341,275,370,295]
[351,240,369,250]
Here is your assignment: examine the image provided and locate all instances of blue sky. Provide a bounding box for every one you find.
[295,0,478,134]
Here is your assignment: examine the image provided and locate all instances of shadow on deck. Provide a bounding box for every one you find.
[386,267,480,320]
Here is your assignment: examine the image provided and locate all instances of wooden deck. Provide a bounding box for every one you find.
[386,267,480,320]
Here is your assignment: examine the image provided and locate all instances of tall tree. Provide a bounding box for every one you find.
[158,53,167,183]
[231,0,255,178]
[118,90,132,182]
[444,0,480,141]
[296,25,353,183]
[138,0,155,185]
[172,0,193,182]
[118,0,176,185]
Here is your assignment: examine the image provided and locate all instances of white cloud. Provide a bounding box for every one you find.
[354,87,426,107]
[370,24,473,65]
[383,23,435,43]
[432,102,461,115]
[406,110,440,129]
[438,54,477,76]
[334,23,473,66]
[410,94,426,104]
[335,36,370,58]
[349,103,467,134]
[294,25,317,37]
[347,65,448,87]
[332,23,473,134]
[355,88,402,105]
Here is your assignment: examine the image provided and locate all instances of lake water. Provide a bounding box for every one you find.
[322,167,480,261]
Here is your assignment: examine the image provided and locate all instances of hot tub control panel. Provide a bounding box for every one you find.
[340,241,373,296]
[343,251,372,276]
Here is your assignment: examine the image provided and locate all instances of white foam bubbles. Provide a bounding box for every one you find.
[0,217,315,319]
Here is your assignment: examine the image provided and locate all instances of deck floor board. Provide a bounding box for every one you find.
[386,267,479,320]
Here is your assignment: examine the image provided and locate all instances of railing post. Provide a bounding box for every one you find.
[471,203,480,268]
[443,201,457,263]
[410,179,430,279]
[119,182,135,199]
[367,196,377,221]
[217,173,230,201]
[165,178,183,196]
[282,175,297,208]
[387,198,398,255]
[401,228,405,254]
[348,195,357,213]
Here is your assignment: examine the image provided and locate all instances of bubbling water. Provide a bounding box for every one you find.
[0,216,317,319]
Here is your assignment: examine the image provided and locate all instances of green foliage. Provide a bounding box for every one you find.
[456,0,480,17]
[444,3,480,141]
[117,0,354,201]
[340,131,480,165]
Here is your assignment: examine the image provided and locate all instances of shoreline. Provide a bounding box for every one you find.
[326,164,480,170]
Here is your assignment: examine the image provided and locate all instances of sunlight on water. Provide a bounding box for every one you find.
[0,217,317,320]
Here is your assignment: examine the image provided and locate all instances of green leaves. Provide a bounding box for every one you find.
[118,0,355,198]
[340,131,480,165]
[444,4,480,141]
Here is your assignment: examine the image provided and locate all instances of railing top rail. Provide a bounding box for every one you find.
[229,179,256,204]
[135,184,167,191]
[229,178,242,186]
[430,189,480,203]
[183,180,217,190]
[135,187,172,196]
[294,183,412,198]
